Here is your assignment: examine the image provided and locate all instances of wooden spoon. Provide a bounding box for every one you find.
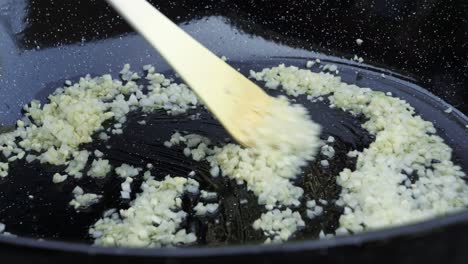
[106,0,273,147]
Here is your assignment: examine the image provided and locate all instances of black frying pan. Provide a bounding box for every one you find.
[0,0,467,263]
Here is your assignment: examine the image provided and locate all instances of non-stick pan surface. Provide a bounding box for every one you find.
[0,0,467,263]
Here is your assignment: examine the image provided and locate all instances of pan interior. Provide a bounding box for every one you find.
[0,57,466,246]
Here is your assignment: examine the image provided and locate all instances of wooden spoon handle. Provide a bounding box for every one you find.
[106,0,271,146]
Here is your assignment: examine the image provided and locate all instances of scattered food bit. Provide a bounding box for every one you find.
[306,200,324,219]
[220,55,228,61]
[353,55,364,63]
[143,171,152,180]
[326,136,335,143]
[319,199,328,205]
[111,128,123,135]
[72,186,84,195]
[94,149,104,158]
[306,206,323,219]
[320,160,329,167]
[142,64,153,71]
[188,113,201,120]
[321,145,335,158]
[306,200,316,208]
[200,190,218,200]
[319,230,334,239]
[306,60,315,68]
[25,154,37,163]
[115,163,140,178]
[88,159,112,178]
[322,64,338,73]
[90,176,197,247]
[347,150,359,158]
[253,208,305,243]
[356,38,364,45]
[209,166,220,177]
[194,203,219,216]
[120,177,133,199]
[70,186,101,209]
[184,178,200,194]
[99,132,110,141]
[52,173,68,183]
[444,107,453,113]
[335,227,349,236]
[120,63,140,81]
[0,162,8,177]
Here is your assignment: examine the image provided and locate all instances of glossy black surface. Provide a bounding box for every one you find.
[0,0,467,263]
